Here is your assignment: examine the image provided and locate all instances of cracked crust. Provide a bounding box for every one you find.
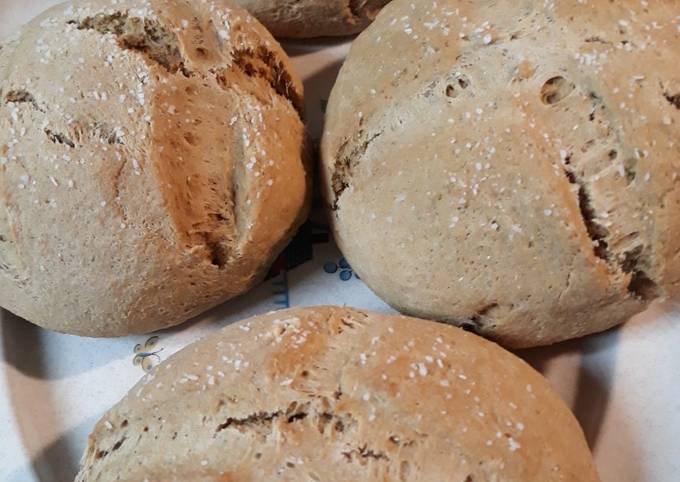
[75,306,600,482]
[230,0,392,38]
[321,0,680,348]
[0,0,308,336]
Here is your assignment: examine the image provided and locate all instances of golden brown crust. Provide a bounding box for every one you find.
[0,0,308,336]
[76,306,600,482]
[231,0,392,38]
[321,0,680,347]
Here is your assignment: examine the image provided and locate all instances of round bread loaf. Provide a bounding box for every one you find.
[231,0,391,38]
[76,306,599,481]
[0,0,308,336]
[321,0,680,347]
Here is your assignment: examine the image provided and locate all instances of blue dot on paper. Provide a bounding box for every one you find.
[323,262,338,274]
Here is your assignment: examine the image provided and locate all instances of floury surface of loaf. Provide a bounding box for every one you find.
[0,0,308,336]
[322,0,680,347]
[231,0,391,38]
[76,307,600,482]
